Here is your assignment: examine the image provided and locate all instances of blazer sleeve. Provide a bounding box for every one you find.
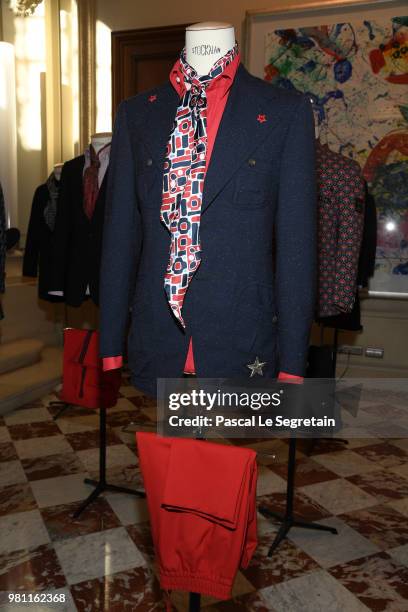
[275,95,317,376]
[333,166,365,311]
[99,100,143,362]
[50,163,72,292]
[23,186,43,278]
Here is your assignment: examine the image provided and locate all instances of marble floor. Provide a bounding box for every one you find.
[0,376,407,611]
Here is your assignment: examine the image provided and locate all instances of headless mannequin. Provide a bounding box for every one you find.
[48,136,112,299]
[53,163,63,181]
[90,132,112,153]
[185,22,235,75]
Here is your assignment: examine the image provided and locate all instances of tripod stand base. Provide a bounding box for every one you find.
[73,478,145,519]
[259,507,338,556]
[189,592,201,612]
[49,401,72,421]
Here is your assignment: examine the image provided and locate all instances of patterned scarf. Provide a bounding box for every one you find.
[43,172,60,231]
[160,44,239,327]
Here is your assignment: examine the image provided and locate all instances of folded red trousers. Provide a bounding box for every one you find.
[136,432,258,600]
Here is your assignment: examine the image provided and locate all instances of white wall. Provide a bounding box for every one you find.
[1,2,47,239]
[94,0,327,132]
[0,0,79,243]
[96,0,321,40]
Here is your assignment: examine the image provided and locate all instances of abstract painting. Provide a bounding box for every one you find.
[264,16,408,295]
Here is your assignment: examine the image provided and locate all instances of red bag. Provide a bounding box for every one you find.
[60,328,121,409]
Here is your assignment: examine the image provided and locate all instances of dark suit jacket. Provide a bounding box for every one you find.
[100,64,316,396]
[23,182,63,302]
[51,155,107,306]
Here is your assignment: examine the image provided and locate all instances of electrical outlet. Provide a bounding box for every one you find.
[338,345,363,356]
[365,347,384,359]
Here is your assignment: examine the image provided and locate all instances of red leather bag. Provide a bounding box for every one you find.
[61,328,121,409]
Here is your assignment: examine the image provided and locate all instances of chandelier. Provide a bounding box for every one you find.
[8,0,44,16]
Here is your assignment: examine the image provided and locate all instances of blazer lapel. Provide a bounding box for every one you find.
[91,169,108,226]
[202,64,281,213]
[75,155,88,222]
[137,83,179,173]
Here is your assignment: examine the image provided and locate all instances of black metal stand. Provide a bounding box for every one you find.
[49,400,72,421]
[186,396,204,612]
[259,437,338,555]
[73,406,145,519]
[189,593,201,611]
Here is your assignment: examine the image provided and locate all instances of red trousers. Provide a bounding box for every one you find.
[136,432,257,600]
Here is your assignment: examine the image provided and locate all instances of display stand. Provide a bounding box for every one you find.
[260,328,342,554]
[73,405,145,519]
[186,402,204,612]
[189,593,201,611]
[259,437,337,555]
[49,399,72,421]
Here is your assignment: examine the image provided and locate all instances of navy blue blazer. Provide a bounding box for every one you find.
[99,64,316,397]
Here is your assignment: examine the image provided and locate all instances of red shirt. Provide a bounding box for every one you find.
[103,54,302,382]
[171,54,241,374]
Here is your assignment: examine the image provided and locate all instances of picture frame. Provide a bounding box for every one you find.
[244,0,408,298]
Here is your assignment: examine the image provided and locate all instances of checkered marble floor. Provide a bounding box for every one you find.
[0,376,407,611]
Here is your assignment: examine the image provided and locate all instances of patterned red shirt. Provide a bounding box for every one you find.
[316,141,365,317]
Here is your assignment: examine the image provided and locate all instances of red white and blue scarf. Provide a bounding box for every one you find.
[160,44,239,327]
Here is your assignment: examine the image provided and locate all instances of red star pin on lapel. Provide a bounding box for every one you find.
[257,114,267,123]
[148,94,157,103]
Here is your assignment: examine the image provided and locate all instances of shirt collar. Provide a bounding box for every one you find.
[85,142,111,164]
[169,52,241,98]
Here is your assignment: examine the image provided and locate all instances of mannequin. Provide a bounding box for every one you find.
[99,26,317,602]
[100,25,316,390]
[90,132,112,153]
[23,166,64,301]
[53,163,63,182]
[49,135,112,306]
[185,22,235,75]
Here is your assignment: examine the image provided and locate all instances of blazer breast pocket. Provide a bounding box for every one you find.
[232,159,274,209]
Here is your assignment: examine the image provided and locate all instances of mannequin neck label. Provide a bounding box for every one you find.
[191,43,221,57]
[185,25,236,75]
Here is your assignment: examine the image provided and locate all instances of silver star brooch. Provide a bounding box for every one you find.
[247,356,267,377]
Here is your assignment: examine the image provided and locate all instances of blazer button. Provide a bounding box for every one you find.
[272,314,278,323]
[146,158,153,166]
[248,158,256,167]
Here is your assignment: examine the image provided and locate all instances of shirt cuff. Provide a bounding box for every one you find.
[278,371,304,384]
[103,356,123,371]
[48,290,64,296]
